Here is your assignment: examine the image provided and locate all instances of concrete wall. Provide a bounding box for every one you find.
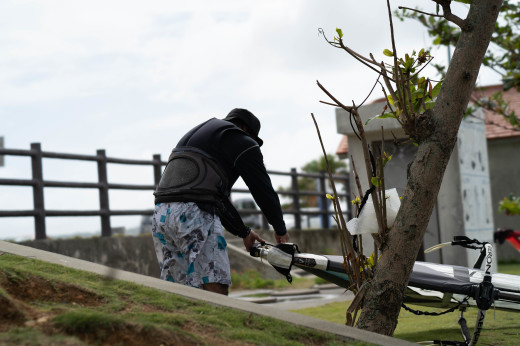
[336,105,498,268]
[488,136,520,262]
[335,104,447,263]
[19,229,343,279]
[20,236,162,278]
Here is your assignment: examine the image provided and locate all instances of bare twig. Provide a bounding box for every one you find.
[377,60,401,114]
[317,80,354,113]
[399,1,466,29]
[380,127,387,232]
[404,72,415,123]
[349,105,384,248]
[311,113,361,283]
[359,74,383,108]
[397,6,443,18]
[386,0,409,122]
[319,28,397,82]
[377,63,400,108]
[378,81,405,128]
[337,39,395,80]
[346,282,367,326]
[351,157,364,197]
[319,100,340,107]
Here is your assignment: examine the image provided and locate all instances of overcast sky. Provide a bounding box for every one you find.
[0,0,500,240]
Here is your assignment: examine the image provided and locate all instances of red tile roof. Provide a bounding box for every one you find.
[472,84,520,140]
[336,134,348,157]
[337,84,520,155]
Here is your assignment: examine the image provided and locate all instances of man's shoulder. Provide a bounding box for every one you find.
[222,129,258,149]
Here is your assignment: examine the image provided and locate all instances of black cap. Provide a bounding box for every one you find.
[223,108,263,147]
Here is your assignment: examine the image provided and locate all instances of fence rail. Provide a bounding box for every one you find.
[0,143,350,239]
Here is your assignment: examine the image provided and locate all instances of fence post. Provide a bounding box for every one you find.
[318,172,329,229]
[291,168,301,230]
[97,149,111,237]
[153,154,162,187]
[31,143,46,240]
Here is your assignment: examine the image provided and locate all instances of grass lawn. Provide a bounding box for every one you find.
[498,261,520,276]
[0,253,366,346]
[293,261,520,345]
[294,300,520,344]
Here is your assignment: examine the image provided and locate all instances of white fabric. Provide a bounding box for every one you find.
[347,188,401,235]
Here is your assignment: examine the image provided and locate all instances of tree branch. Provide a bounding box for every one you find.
[339,39,394,79]
[398,6,443,18]
[387,0,410,122]
[433,0,467,29]
[319,28,396,82]
[359,74,383,108]
[319,100,340,107]
[316,80,355,113]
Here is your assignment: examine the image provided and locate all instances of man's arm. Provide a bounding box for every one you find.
[234,147,288,241]
[218,196,265,250]
[218,198,252,238]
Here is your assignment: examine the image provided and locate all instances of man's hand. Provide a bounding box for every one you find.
[243,230,265,252]
[275,233,289,244]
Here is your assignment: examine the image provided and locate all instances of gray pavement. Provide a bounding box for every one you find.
[0,240,413,346]
[230,286,355,311]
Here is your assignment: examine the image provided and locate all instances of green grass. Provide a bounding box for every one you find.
[293,262,520,344]
[499,261,520,276]
[294,300,520,344]
[230,269,321,291]
[0,254,359,346]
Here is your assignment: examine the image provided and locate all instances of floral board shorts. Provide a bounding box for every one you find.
[152,202,231,288]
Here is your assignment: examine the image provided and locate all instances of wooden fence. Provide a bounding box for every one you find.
[0,143,350,239]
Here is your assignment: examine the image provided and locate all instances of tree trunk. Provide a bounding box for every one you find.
[355,0,502,335]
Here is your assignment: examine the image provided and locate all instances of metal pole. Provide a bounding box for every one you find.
[31,143,46,239]
[291,168,301,230]
[97,149,111,237]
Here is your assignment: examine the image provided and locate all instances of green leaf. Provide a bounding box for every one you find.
[371,177,380,187]
[383,49,394,57]
[336,28,343,39]
[498,194,520,215]
[383,152,392,165]
[387,95,395,106]
[364,112,397,126]
[412,88,424,98]
[431,81,442,98]
[405,58,414,70]
[379,112,398,119]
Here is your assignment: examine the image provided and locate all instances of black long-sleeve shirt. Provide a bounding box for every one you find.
[173,118,287,238]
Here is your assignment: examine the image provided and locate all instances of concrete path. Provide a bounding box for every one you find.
[230,286,355,311]
[0,240,413,346]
